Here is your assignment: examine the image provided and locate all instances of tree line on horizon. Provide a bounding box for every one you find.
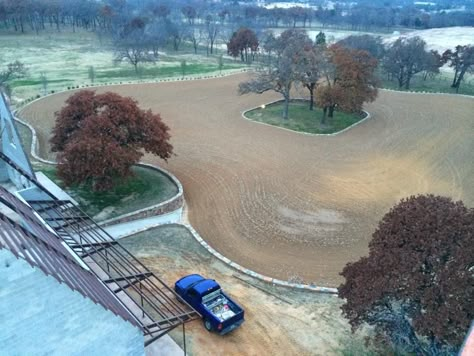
[1,0,474,36]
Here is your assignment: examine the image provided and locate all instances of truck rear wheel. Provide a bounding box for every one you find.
[204,319,212,332]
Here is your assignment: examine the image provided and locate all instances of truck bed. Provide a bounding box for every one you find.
[203,290,240,322]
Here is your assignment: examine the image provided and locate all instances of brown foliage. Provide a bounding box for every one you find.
[339,195,474,354]
[51,90,172,191]
[316,44,378,121]
[227,27,259,63]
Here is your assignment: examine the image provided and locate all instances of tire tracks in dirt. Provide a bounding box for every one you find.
[19,74,474,286]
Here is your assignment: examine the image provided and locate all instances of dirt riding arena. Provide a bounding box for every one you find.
[19,73,474,286]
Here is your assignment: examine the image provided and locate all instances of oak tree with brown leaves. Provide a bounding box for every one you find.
[316,44,378,124]
[51,90,173,191]
[339,195,474,355]
[227,27,259,64]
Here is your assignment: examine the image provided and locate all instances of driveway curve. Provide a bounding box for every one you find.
[19,73,474,286]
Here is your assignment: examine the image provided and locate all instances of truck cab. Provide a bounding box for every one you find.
[175,274,244,335]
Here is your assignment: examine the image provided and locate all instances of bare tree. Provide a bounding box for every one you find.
[239,30,311,120]
[184,25,203,54]
[204,15,220,56]
[113,19,157,75]
[0,60,27,95]
[383,36,431,90]
[114,40,157,75]
[443,45,474,93]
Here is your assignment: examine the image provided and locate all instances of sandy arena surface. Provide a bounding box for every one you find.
[19,73,474,286]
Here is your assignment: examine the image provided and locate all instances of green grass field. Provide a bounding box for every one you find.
[245,100,365,134]
[0,29,245,103]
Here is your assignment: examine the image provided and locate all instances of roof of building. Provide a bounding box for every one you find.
[0,185,141,328]
[0,151,200,346]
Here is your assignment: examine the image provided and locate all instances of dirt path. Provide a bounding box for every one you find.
[121,225,358,356]
[19,74,474,286]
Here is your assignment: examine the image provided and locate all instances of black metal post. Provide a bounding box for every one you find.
[183,323,186,356]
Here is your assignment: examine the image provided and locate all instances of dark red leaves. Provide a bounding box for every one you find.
[339,195,473,352]
[50,90,173,191]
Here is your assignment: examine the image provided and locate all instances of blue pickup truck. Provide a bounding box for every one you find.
[175,274,244,334]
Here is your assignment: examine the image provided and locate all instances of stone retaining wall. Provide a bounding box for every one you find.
[99,163,184,227]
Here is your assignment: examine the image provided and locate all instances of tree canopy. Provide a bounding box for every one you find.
[239,29,312,120]
[0,60,26,95]
[443,45,474,93]
[339,195,474,355]
[382,36,437,89]
[51,90,173,191]
[316,45,378,123]
[337,35,385,60]
[227,27,259,63]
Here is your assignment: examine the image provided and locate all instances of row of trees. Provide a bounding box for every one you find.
[232,27,474,122]
[238,29,379,123]
[108,16,474,94]
[1,0,474,36]
[339,34,474,93]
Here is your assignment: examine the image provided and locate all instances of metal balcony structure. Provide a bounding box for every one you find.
[0,152,200,346]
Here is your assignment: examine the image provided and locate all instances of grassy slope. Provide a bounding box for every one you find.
[245,100,365,134]
[39,163,178,222]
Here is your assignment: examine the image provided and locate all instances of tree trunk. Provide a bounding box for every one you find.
[451,69,459,87]
[405,76,411,90]
[453,68,467,93]
[397,67,406,88]
[328,105,335,118]
[282,95,290,120]
[398,74,404,88]
[321,107,327,125]
[307,83,315,111]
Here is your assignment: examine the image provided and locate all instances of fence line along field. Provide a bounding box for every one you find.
[19,73,474,286]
